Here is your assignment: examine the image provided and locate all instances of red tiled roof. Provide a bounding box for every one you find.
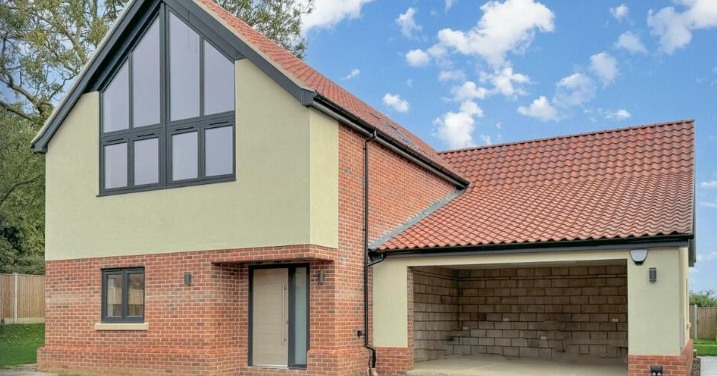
[196,0,458,178]
[379,120,695,251]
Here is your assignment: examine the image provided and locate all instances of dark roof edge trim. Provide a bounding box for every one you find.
[310,97,470,188]
[378,234,694,258]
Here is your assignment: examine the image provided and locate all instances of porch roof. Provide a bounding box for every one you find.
[377,120,695,254]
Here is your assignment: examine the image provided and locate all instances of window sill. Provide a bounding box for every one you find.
[94,322,149,331]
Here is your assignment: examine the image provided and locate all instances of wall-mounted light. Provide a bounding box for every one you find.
[184,272,192,286]
[318,270,326,285]
[650,364,663,375]
[629,249,648,265]
[649,267,657,283]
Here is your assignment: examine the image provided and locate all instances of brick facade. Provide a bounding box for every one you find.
[40,123,455,376]
[628,340,693,376]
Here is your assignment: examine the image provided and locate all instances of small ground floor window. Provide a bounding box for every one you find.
[250,265,309,369]
[101,267,145,322]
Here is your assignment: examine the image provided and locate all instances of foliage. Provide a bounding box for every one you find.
[694,339,717,356]
[690,289,717,307]
[0,0,310,273]
[0,323,45,367]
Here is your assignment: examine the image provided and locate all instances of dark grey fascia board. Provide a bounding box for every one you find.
[377,234,694,258]
[309,96,470,189]
[369,190,464,249]
[31,0,161,153]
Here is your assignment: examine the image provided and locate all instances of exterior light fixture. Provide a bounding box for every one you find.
[629,249,648,265]
[649,267,657,283]
[184,272,192,285]
[318,270,326,285]
[650,365,663,375]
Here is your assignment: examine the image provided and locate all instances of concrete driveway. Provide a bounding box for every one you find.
[0,365,56,376]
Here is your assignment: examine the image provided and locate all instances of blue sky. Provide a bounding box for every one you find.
[300,0,717,291]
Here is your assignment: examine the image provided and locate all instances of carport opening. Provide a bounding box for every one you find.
[411,261,627,366]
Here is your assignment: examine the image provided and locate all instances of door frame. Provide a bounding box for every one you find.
[248,263,311,369]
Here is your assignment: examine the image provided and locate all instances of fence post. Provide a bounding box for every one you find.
[694,304,698,339]
[13,272,18,324]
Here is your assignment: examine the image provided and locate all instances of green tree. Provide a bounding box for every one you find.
[0,0,312,274]
[690,289,717,307]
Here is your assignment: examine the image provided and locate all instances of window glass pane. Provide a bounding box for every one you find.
[104,143,127,189]
[128,272,145,317]
[293,267,308,365]
[205,126,233,176]
[169,13,200,120]
[172,132,198,181]
[204,43,234,115]
[134,138,159,185]
[103,63,129,132]
[132,19,160,127]
[105,274,123,318]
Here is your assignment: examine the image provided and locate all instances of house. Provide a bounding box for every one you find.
[31,0,695,375]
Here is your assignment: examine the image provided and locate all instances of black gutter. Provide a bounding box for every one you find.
[363,130,384,374]
[309,97,469,189]
[377,234,694,258]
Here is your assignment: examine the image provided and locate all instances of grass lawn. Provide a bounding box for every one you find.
[695,339,717,356]
[0,323,44,367]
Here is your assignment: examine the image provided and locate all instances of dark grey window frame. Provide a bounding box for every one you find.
[101,267,145,323]
[248,264,310,369]
[99,3,236,196]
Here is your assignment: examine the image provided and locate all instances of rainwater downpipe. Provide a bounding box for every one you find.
[364,130,385,376]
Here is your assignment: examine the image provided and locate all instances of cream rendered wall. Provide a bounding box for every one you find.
[373,247,686,357]
[45,59,338,260]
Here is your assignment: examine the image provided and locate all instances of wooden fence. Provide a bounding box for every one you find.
[689,306,717,340]
[0,273,45,324]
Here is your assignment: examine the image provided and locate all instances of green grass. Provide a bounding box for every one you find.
[0,323,45,367]
[695,339,717,356]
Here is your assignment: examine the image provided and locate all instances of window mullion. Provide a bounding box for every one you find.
[122,270,130,320]
[160,3,169,188]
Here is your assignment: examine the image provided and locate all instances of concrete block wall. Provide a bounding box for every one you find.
[412,264,628,363]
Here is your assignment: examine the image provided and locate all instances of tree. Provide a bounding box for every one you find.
[0,0,312,274]
[690,289,717,307]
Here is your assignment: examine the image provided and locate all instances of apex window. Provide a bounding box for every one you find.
[100,6,235,194]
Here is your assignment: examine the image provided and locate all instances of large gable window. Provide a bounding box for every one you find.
[100,7,235,194]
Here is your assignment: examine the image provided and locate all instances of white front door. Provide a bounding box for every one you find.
[252,268,289,367]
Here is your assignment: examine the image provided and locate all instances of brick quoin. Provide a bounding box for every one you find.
[40,123,455,376]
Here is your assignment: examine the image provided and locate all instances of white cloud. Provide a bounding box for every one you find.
[451,81,488,101]
[434,0,555,67]
[405,49,431,67]
[517,96,559,122]
[700,201,717,208]
[433,101,483,149]
[479,134,493,145]
[701,180,717,189]
[396,7,421,38]
[483,66,531,97]
[648,0,717,54]
[382,93,410,113]
[610,4,629,22]
[303,0,375,32]
[342,68,360,80]
[405,79,414,87]
[589,52,619,85]
[438,69,465,81]
[554,73,596,107]
[615,31,648,54]
[605,109,631,120]
[445,0,458,10]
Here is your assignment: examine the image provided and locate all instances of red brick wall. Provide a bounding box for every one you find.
[40,123,458,376]
[627,340,693,376]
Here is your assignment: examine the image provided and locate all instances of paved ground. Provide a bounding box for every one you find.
[408,355,627,376]
[703,357,717,376]
[0,365,56,376]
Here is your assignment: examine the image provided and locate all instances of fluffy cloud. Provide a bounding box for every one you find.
[554,73,596,107]
[517,96,559,122]
[701,180,717,189]
[482,66,531,97]
[615,31,648,54]
[589,52,619,85]
[478,134,493,145]
[438,69,466,81]
[405,49,431,66]
[342,68,360,80]
[434,0,554,67]
[605,109,631,120]
[303,0,375,32]
[610,4,629,21]
[382,93,410,113]
[445,0,458,10]
[433,101,483,149]
[396,7,421,38]
[648,0,717,53]
[451,81,488,101]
